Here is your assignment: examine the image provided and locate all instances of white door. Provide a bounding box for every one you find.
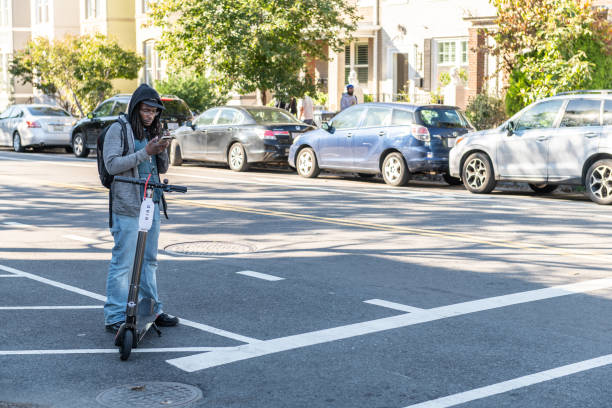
[548,98,602,182]
[497,99,564,181]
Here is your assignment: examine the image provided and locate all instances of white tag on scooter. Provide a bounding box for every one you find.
[138,197,154,231]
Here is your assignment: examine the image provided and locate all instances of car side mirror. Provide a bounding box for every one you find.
[506,121,515,136]
[322,122,334,133]
[186,120,194,129]
[87,112,94,119]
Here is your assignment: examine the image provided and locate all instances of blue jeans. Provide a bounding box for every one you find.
[104,204,163,325]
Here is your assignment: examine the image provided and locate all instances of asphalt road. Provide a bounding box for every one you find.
[1,147,611,408]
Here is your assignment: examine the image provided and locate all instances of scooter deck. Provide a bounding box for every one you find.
[135,297,160,344]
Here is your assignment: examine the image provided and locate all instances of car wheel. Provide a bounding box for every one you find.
[13,132,24,152]
[586,159,612,205]
[228,142,248,172]
[442,172,462,186]
[296,147,320,178]
[462,152,496,193]
[72,133,90,157]
[528,184,558,194]
[381,152,409,186]
[169,139,183,166]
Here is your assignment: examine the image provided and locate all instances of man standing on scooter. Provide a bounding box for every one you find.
[103,84,178,332]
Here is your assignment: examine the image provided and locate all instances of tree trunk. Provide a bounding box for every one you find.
[257,88,267,106]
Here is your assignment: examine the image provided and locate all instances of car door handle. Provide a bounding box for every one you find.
[227,127,233,131]
[346,132,353,138]
[585,132,599,138]
[536,136,549,142]
[378,131,386,136]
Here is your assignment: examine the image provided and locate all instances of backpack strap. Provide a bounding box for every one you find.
[108,116,130,229]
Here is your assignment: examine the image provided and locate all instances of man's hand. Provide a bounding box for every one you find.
[145,137,170,155]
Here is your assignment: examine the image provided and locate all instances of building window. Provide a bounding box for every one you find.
[437,39,468,66]
[35,0,49,24]
[344,42,369,86]
[142,0,155,13]
[0,0,9,26]
[85,0,102,19]
[144,40,162,84]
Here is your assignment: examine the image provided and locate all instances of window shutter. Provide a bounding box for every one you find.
[423,39,432,91]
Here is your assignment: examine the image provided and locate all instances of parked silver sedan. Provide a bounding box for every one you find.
[0,104,75,152]
[449,91,612,204]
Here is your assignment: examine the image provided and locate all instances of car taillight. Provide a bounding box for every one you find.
[411,124,430,142]
[259,130,290,140]
[26,121,41,128]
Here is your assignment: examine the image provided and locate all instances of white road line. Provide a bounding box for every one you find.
[3,221,31,228]
[166,277,612,372]
[0,305,102,310]
[62,234,100,244]
[0,264,107,302]
[364,299,425,313]
[179,318,260,344]
[236,270,285,282]
[0,264,256,343]
[0,346,236,356]
[0,274,23,278]
[404,353,612,408]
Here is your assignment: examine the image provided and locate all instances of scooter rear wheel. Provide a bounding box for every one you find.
[119,329,134,361]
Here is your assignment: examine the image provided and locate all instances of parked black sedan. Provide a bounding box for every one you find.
[70,94,191,157]
[169,106,314,171]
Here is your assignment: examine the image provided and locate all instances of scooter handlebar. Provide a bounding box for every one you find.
[114,176,188,193]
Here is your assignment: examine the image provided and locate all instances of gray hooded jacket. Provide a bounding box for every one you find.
[103,84,169,218]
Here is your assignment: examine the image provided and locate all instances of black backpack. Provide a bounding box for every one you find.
[97,115,129,189]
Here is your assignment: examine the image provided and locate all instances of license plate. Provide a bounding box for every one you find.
[49,125,64,132]
[285,148,290,154]
[167,122,179,130]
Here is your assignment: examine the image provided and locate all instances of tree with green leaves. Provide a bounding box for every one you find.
[148,0,358,105]
[10,34,143,116]
[489,0,612,115]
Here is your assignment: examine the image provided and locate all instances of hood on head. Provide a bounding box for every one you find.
[128,83,164,119]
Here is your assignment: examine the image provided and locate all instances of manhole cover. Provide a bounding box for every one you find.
[96,382,202,408]
[164,241,255,256]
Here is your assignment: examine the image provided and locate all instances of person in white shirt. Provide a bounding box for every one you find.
[340,84,358,111]
[299,93,315,126]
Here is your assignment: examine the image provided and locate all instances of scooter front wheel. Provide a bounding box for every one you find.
[119,329,134,361]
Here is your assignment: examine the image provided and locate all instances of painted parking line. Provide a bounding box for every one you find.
[0,274,23,278]
[363,299,424,313]
[404,353,612,408]
[166,277,612,372]
[62,234,100,244]
[0,264,258,344]
[0,305,102,310]
[0,346,237,356]
[236,270,285,282]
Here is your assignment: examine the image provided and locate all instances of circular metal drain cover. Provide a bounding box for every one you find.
[96,382,202,407]
[164,241,255,256]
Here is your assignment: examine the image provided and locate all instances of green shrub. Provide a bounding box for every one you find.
[155,73,229,114]
[465,93,507,130]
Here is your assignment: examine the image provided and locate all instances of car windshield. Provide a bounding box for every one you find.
[418,108,466,128]
[27,106,70,117]
[246,108,300,124]
[161,99,191,117]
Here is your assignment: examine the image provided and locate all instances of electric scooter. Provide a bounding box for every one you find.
[112,175,187,361]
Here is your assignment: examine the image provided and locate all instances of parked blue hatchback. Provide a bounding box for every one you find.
[288,102,475,186]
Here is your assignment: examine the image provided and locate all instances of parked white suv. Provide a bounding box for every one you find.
[449,91,612,204]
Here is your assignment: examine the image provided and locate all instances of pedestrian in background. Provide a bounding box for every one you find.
[299,93,315,126]
[340,84,358,110]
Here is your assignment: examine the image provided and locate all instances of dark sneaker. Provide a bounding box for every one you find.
[155,313,179,327]
[105,321,124,332]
